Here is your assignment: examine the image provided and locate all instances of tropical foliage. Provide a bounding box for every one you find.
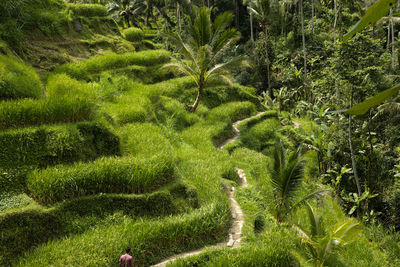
[164,6,241,112]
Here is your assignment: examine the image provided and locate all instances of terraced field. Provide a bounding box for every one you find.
[0,39,266,266]
[1,5,396,265]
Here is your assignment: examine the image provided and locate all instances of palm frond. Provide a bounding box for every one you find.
[163,60,199,86]
[305,201,322,236]
[332,220,362,245]
[288,189,328,214]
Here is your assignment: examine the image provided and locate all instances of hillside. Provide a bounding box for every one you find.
[1,1,399,266]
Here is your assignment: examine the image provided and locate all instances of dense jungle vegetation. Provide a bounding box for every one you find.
[0,0,399,266]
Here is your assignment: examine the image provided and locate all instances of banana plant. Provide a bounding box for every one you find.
[293,202,362,267]
[341,189,378,216]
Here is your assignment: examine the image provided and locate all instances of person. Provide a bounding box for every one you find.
[119,247,134,267]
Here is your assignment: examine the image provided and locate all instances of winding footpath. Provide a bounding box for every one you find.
[152,112,266,267]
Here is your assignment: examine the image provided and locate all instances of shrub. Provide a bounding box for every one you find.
[0,97,96,130]
[0,122,119,170]
[67,3,108,17]
[16,202,230,266]
[27,155,175,204]
[55,50,171,80]
[0,55,43,100]
[123,27,144,42]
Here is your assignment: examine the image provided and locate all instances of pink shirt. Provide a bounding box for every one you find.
[119,254,134,267]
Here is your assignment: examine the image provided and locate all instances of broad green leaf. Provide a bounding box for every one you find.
[343,0,397,42]
[346,85,400,115]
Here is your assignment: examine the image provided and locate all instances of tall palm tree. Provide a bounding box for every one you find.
[242,0,255,42]
[164,7,241,112]
[107,0,145,28]
[299,0,307,93]
[271,140,326,223]
[293,202,362,267]
[247,0,272,98]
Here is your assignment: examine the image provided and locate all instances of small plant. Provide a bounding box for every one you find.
[271,139,326,223]
[293,202,362,267]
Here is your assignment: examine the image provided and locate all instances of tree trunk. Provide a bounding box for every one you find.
[348,91,362,196]
[250,13,254,42]
[312,0,315,35]
[333,0,338,42]
[177,2,181,33]
[235,0,239,29]
[390,8,397,69]
[191,78,204,112]
[145,5,151,26]
[300,0,307,95]
[367,109,374,176]
[264,27,272,99]
[387,14,391,49]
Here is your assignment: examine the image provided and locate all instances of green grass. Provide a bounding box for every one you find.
[16,201,230,266]
[100,95,151,125]
[27,154,175,204]
[0,75,97,129]
[0,0,68,49]
[0,193,32,213]
[0,122,119,170]
[153,96,200,130]
[170,238,297,266]
[122,27,144,42]
[0,55,43,100]
[0,187,197,266]
[88,64,176,84]
[66,3,108,17]
[202,84,263,110]
[55,50,171,80]
[239,117,282,152]
[0,97,96,130]
[117,123,174,157]
[46,73,95,98]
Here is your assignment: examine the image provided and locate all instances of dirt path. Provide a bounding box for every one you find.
[152,112,266,267]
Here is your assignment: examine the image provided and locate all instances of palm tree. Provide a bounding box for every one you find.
[293,202,362,267]
[163,7,241,112]
[299,0,308,94]
[242,0,254,42]
[107,0,145,28]
[247,0,272,98]
[271,140,326,223]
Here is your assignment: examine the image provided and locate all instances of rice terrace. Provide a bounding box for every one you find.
[0,0,399,266]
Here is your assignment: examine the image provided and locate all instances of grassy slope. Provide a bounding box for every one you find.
[0,3,396,267]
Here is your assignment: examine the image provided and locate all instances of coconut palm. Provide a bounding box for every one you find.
[163,7,241,112]
[293,202,362,267]
[107,0,145,28]
[247,0,273,98]
[271,140,326,223]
